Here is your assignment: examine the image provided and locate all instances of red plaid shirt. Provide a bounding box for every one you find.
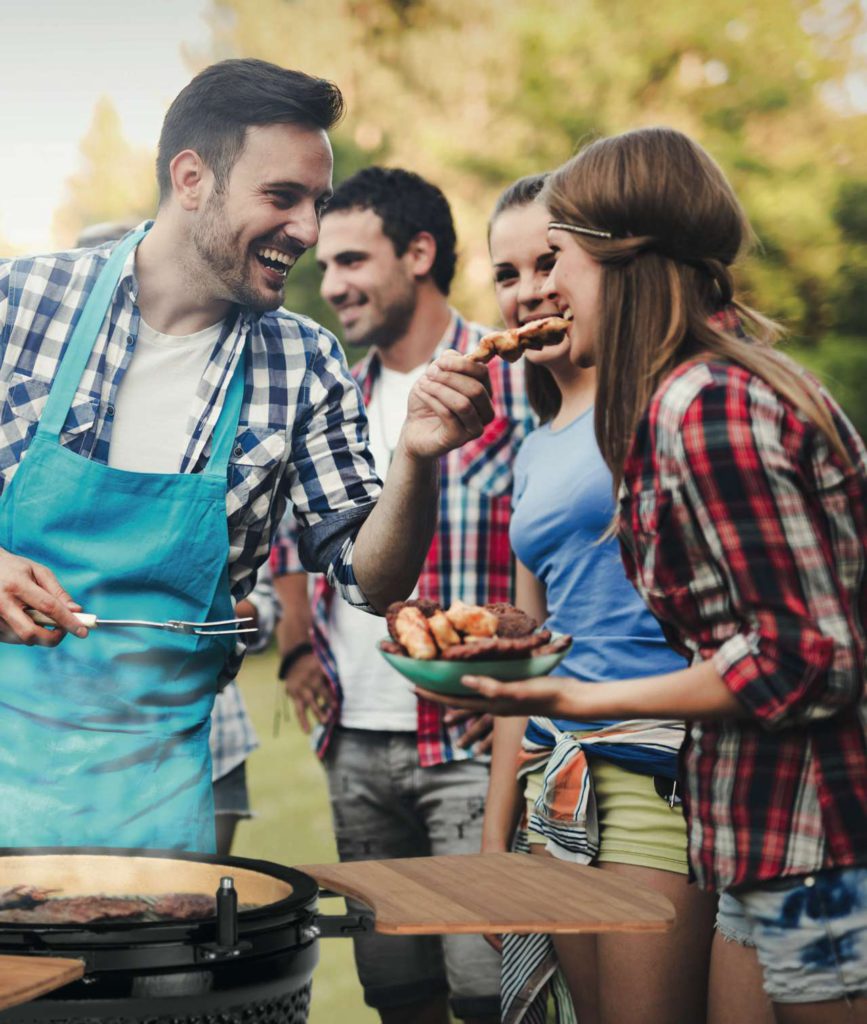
[273,311,535,766]
[619,355,867,891]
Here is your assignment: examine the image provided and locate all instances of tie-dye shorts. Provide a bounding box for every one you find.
[716,867,867,1003]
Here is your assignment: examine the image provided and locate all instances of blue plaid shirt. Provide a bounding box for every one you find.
[0,228,382,682]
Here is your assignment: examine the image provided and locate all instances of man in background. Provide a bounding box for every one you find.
[273,167,536,1024]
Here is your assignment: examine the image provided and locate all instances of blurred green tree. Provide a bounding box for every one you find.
[52,98,158,247]
[205,0,867,340]
[51,0,867,427]
[832,178,867,334]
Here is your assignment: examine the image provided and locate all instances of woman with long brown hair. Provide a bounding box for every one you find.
[422,128,867,1023]
[481,174,719,1024]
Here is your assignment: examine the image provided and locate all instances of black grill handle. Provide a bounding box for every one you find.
[313,890,375,938]
[312,911,374,938]
[216,876,239,948]
[197,876,248,961]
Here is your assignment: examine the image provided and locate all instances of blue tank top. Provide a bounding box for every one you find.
[510,409,685,765]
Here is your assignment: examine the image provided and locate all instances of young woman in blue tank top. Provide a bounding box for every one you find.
[479,177,729,1024]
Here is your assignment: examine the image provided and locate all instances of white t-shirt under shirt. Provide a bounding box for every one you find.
[108,319,223,473]
[111,328,421,731]
[330,362,427,731]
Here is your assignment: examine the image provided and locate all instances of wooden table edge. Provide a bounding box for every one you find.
[375,919,674,936]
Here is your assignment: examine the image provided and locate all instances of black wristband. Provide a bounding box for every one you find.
[278,642,314,680]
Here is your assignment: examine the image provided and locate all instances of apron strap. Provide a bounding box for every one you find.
[39,230,147,440]
[203,345,247,479]
[37,225,245,482]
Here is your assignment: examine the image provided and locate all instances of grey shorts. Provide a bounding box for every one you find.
[716,867,867,1004]
[212,762,251,818]
[323,727,500,1019]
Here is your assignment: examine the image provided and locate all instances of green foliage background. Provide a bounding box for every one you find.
[212,0,867,430]
[55,0,867,430]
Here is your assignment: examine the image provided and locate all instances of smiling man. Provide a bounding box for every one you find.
[0,61,494,854]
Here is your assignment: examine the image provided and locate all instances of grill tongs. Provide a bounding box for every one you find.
[26,610,256,636]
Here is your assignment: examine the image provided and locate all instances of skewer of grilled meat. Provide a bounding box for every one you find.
[466,316,571,364]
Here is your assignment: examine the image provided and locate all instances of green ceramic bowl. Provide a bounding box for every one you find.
[378,635,572,697]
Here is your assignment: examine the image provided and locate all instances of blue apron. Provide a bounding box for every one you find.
[0,229,244,852]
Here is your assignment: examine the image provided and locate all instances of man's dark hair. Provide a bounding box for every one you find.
[325,167,458,294]
[156,58,344,202]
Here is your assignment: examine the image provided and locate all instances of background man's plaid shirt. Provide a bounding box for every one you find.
[273,311,537,767]
[619,356,867,891]
[0,231,383,683]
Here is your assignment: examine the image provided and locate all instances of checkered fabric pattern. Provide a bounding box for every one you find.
[0,228,382,684]
[619,355,867,891]
[272,310,537,767]
[209,560,280,780]
[210,682,259,781]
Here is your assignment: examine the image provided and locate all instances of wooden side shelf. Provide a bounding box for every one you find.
[0,955,84,1011]
[299,851,675,936]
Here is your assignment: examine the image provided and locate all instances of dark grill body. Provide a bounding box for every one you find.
[0,850,322,1024]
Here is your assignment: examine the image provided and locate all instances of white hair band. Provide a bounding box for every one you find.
[549,221,615,239]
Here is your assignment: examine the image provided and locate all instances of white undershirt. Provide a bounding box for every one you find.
[331,362,427,731]
[108,319,223,473]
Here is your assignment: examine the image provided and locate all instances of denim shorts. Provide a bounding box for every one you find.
[716,867,867,1003]
[323,727,500,1019]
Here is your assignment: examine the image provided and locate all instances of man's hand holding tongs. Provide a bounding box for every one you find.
[0,547,89,645]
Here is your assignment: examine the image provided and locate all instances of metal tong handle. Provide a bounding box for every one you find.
[25,611,255,634]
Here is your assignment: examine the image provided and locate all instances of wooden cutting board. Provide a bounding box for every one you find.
[299,852,675,935]
[0,955,83,1011]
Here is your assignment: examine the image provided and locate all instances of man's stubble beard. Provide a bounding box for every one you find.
[191,191,284,314]
[347,279,418,351]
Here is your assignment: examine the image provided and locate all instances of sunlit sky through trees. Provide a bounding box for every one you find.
[0,0,211,252]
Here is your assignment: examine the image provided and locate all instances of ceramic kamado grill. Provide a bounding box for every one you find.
[0,847,675,1023]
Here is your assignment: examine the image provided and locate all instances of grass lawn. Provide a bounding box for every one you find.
[232,644,378,1024]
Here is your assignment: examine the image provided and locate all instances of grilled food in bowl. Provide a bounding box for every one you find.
[378,600,571,695]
